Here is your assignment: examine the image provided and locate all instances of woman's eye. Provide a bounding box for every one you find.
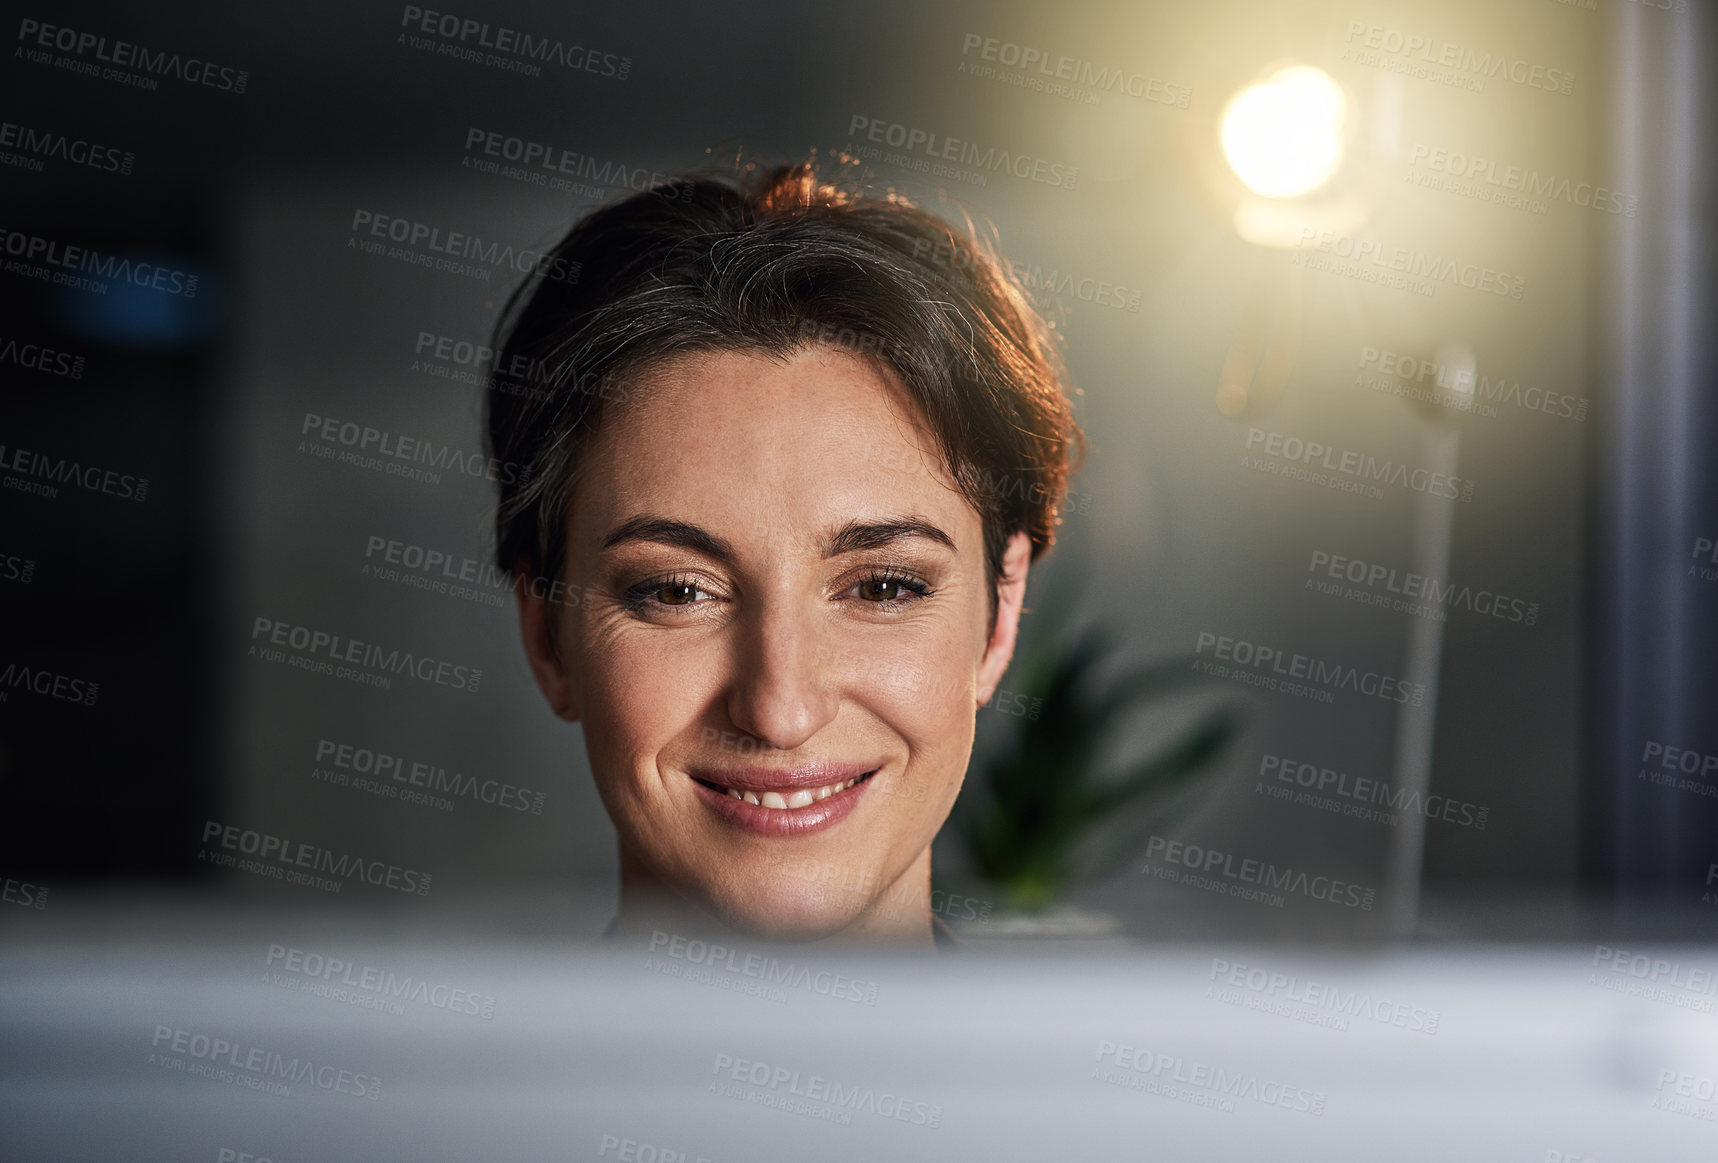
[853,572,930,604]
[859,577,904,602]
[656,582,701,606]
[624,576,712,611]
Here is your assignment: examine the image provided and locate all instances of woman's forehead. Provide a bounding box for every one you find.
[569,348,976,545]
[600,348,948,475]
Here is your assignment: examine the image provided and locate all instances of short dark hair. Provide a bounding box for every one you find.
[484,161,1084,628]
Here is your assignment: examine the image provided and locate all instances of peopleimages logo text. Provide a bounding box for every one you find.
[200,820,432,897]
[1358,347,1588,422]
[0,660,99,706]
[1093,1040,1327,1113]
[1144,835,1377,910]
[150,1025,380,1098]
[1245,428,1475,502]
[1307,549,1538,625]
[0,334,86,378]
[16,18,250,92]
[266,945,495,1017]
[250,617,482,693]
[1342,20,1574,95]
[1208,958,1441,1034]
[957,33,1191,107]
[1593,945,1718,997]
[0,119,134,174]
[462,128,681,192]
[848,114,1077,190]
[0,228,197,295]
[649,930,880,1006]
[0,442,147,502]
[315,738,544,813]
[1195,630,1427,706]
[399,5,630,78]
[1407,144,1635,216]
[710,1052,943,1128]
[349,210,578,283]
[300,412,528,485]
[1259,752,1489,829]
[1295,228,1525,299]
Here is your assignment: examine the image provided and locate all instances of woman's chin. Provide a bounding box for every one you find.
[621,844,929,944]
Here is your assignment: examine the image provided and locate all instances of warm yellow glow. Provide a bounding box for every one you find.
[1220,66,1347,199]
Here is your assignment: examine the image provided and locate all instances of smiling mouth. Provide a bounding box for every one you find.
[694,771,876,810]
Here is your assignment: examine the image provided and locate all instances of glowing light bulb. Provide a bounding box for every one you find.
[1220,66,1347,199]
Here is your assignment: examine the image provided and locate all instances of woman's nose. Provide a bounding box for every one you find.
[724,601,840,753]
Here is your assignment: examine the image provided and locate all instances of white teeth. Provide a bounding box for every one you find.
[717,772,872,809]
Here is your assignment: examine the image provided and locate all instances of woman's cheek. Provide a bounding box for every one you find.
[873,639,976,798]
[570,628,694,797]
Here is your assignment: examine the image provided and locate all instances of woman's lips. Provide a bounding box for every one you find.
[690,761,875,793]
[688,763,877,836]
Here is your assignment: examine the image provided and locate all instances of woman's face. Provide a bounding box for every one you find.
[517,344,1029,940]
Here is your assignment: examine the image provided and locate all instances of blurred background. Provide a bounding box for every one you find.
[4,0,1718,1157]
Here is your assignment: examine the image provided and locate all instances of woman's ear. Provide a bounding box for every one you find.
[976,531,1032,707]
[515,558,581,722]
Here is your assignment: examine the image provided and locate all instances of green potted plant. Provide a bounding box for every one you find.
[944,565,1245,929]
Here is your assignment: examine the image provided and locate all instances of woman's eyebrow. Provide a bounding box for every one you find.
[823,517,956,557]
[599,514,956,559]
[600,516,736,560]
